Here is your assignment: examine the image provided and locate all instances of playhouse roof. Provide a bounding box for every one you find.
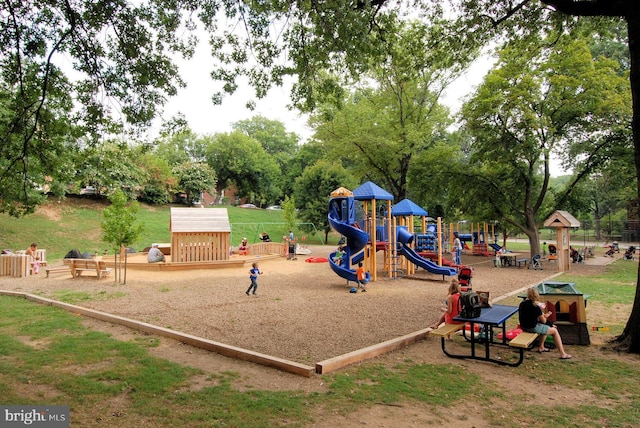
[353,181,394,201]
[330,187,354,197]
[392,199,428,217]
[170,207,231,232]
[543,210,581,228]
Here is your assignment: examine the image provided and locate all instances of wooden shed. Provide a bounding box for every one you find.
[170,208,231,262]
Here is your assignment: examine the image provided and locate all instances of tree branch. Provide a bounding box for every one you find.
[540,0,627,17]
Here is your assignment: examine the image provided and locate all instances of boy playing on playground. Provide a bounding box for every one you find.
[246,262,263,296]
[356,262,368,292]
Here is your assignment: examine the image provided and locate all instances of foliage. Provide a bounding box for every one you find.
[0,0,194,215]
[205,131,280,205]
[74,141,149,200]
[172,162,217,205]
[153,117,208,165]
[293,161,358,241]
[281,195,297,237]
[311,21,458,201]
[135,151,177,205]
[232,115,300,199]
[101,190,144,253]
[454,33,630,256]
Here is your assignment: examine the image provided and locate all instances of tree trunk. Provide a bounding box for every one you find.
[615,2,640,352]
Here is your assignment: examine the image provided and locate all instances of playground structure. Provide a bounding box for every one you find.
[544,210,581,273]
[447,222,496,257]
[327,182,457,284]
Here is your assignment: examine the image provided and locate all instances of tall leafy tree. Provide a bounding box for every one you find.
[173,162,217,205]
[153,117,207,166]
[442,0,640,353]
[312,21,458,201]
[232,116,300,199]
[457,35,630,257]
[293,160,358,242]
[74,141,148,200]
[1,0,195,214]
[205,131,280,206]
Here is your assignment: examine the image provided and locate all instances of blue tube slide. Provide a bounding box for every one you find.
[328,201,369,282]
[397,227,457,276]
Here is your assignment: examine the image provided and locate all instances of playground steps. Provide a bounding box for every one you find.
[472,243,492,256]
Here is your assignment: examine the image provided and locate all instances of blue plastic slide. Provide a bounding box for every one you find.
[328,211,369,282]
[397,241,457,277]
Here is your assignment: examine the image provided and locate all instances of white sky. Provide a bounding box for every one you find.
[158,41,568,176]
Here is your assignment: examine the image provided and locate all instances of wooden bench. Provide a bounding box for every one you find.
[68,259,113,279]
[45,266,70,277]
[516,258,528,268]
[508,332,539,349]
[430,323,464,338]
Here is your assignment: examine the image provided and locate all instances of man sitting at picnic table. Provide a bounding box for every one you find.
[147,243,166,263]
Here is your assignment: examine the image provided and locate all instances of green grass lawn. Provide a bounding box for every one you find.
[1,260,639,426]
[0,198,332,260]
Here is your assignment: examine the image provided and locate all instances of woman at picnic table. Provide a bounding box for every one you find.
[429,278,461,330]
[519,287,572,359]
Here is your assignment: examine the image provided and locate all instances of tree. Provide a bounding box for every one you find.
[173,162,217,205]
[293,161,358,242]
[74,141,148,200]
[232,116,300,199]
[153,117,208,166]
[312,21,457,201]
[135,151,177,205]
[205,131,280,205]
[102,189,144,284]
[1,1,194,214]
[281,196,298,239]
[457,35,630,258]
[450,0,640,352]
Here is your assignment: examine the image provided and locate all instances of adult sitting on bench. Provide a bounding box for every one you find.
[519,287,571,359]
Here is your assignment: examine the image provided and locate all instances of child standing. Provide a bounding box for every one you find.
[246,262,263,296]
[356,262,368,292]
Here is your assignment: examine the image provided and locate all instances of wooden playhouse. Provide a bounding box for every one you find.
[170,208,231,262]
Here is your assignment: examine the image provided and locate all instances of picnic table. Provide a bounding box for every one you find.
[496,252,527,268]
[437,304,528,367]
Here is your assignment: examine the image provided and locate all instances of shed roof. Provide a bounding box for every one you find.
[543,210,581,228]
[353,181,394,201]
[392,199,428,217]
[170,208,231,232]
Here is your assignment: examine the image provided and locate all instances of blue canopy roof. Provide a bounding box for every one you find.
[353,181,394,201]
[392,199,428,217]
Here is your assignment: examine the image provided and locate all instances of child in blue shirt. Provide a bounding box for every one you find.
[246,262,263,296]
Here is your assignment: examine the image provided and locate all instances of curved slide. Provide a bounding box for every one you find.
[398,242,457,277]
[328,211,369,282]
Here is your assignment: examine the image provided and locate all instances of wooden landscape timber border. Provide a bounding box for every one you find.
[101,253,281,271]
[315,327,434,374]
[1,289,436,377]
[0,290,315,378]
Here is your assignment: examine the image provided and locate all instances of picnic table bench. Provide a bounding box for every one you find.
[516,258,528,268]
[68,259,113,279]
[430,323,464,339]
[508,331,539,350]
